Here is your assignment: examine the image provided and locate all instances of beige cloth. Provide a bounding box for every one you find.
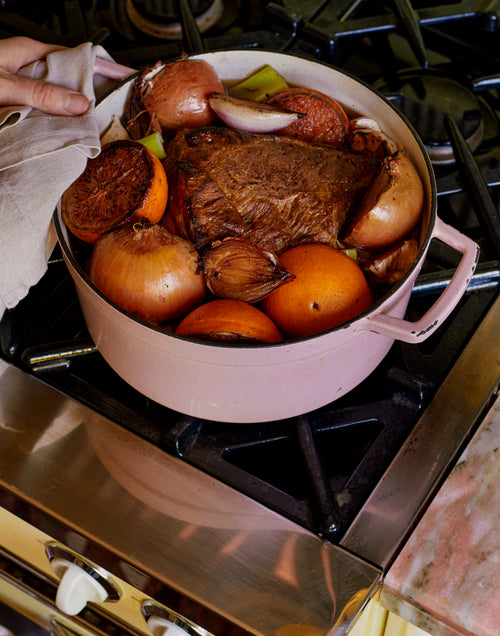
[0,42,123,318]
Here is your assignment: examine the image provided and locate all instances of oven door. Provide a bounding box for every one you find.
[0,508,210,636]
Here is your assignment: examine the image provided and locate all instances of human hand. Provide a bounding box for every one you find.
[0,36,90,115]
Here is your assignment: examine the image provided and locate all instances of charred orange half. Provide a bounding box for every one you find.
[61,139,168,244]
[266,88,350,147]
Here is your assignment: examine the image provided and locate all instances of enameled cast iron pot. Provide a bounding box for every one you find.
[55,50,479,423]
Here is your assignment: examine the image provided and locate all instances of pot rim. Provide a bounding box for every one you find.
[54,48,437,350]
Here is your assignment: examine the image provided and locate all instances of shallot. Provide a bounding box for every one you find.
[209,93,303,133]
[203,237,293,302]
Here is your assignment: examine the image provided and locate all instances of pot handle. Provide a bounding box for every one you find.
[366,217,479,344]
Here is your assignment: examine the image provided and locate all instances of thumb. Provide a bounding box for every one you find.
[5,74,90,115]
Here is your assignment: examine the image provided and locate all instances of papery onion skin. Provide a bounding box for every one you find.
[89,220,207,323]
[140,58,224,131]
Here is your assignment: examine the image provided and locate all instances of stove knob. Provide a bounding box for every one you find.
[51,557,109,616]
[147,616,192,636]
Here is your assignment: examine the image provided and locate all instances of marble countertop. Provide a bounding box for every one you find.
[381,393,500,636]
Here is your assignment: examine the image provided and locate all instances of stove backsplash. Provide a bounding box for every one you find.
[0,0,499,542]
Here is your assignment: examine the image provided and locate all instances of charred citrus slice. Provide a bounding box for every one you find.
[61,139,168,244]
[266,88,350,147]
[261,244,372,338]
[175,299,283,343]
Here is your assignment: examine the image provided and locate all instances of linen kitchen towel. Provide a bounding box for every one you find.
[0,42,134,318]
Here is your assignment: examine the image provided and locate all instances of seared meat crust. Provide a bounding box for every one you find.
[164,126,381,254]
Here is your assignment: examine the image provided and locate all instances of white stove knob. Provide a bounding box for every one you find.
[51,558,108,615]
[148,615,191,636]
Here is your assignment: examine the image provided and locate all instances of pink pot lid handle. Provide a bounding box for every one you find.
[366,216,480,344]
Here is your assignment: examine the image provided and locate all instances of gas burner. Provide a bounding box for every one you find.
[375,70,485,165]
[125,0,224,39]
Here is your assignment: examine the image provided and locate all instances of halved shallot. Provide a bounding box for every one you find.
[209,93,303,133]
[100,115,129,145]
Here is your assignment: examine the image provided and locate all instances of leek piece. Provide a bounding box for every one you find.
[228,64,289,103]
[342,248,358,262]
[138,131,166,160]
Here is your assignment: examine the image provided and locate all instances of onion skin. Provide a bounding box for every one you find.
[100,115,130,145]
[342,151,424,249]
[140,58,224,131]
[89,220,207,323]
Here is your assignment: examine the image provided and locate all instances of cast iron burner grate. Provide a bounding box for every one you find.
[268,0,500,63]
[0,0,287,67]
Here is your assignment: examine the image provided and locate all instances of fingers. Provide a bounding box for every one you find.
[0,36,66,74]
[0,36,88,115]
[0,74,90,115]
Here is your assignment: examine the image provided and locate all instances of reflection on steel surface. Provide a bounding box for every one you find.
[0,359,381,635]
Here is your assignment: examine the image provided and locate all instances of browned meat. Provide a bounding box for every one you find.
[163,126,381,254]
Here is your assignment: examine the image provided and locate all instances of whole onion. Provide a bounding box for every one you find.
[139,58,224,130]
[89,220,207,323]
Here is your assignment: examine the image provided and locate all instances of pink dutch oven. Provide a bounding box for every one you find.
[55,50,479,423]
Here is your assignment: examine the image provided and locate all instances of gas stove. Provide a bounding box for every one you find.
[0,2,499,635]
